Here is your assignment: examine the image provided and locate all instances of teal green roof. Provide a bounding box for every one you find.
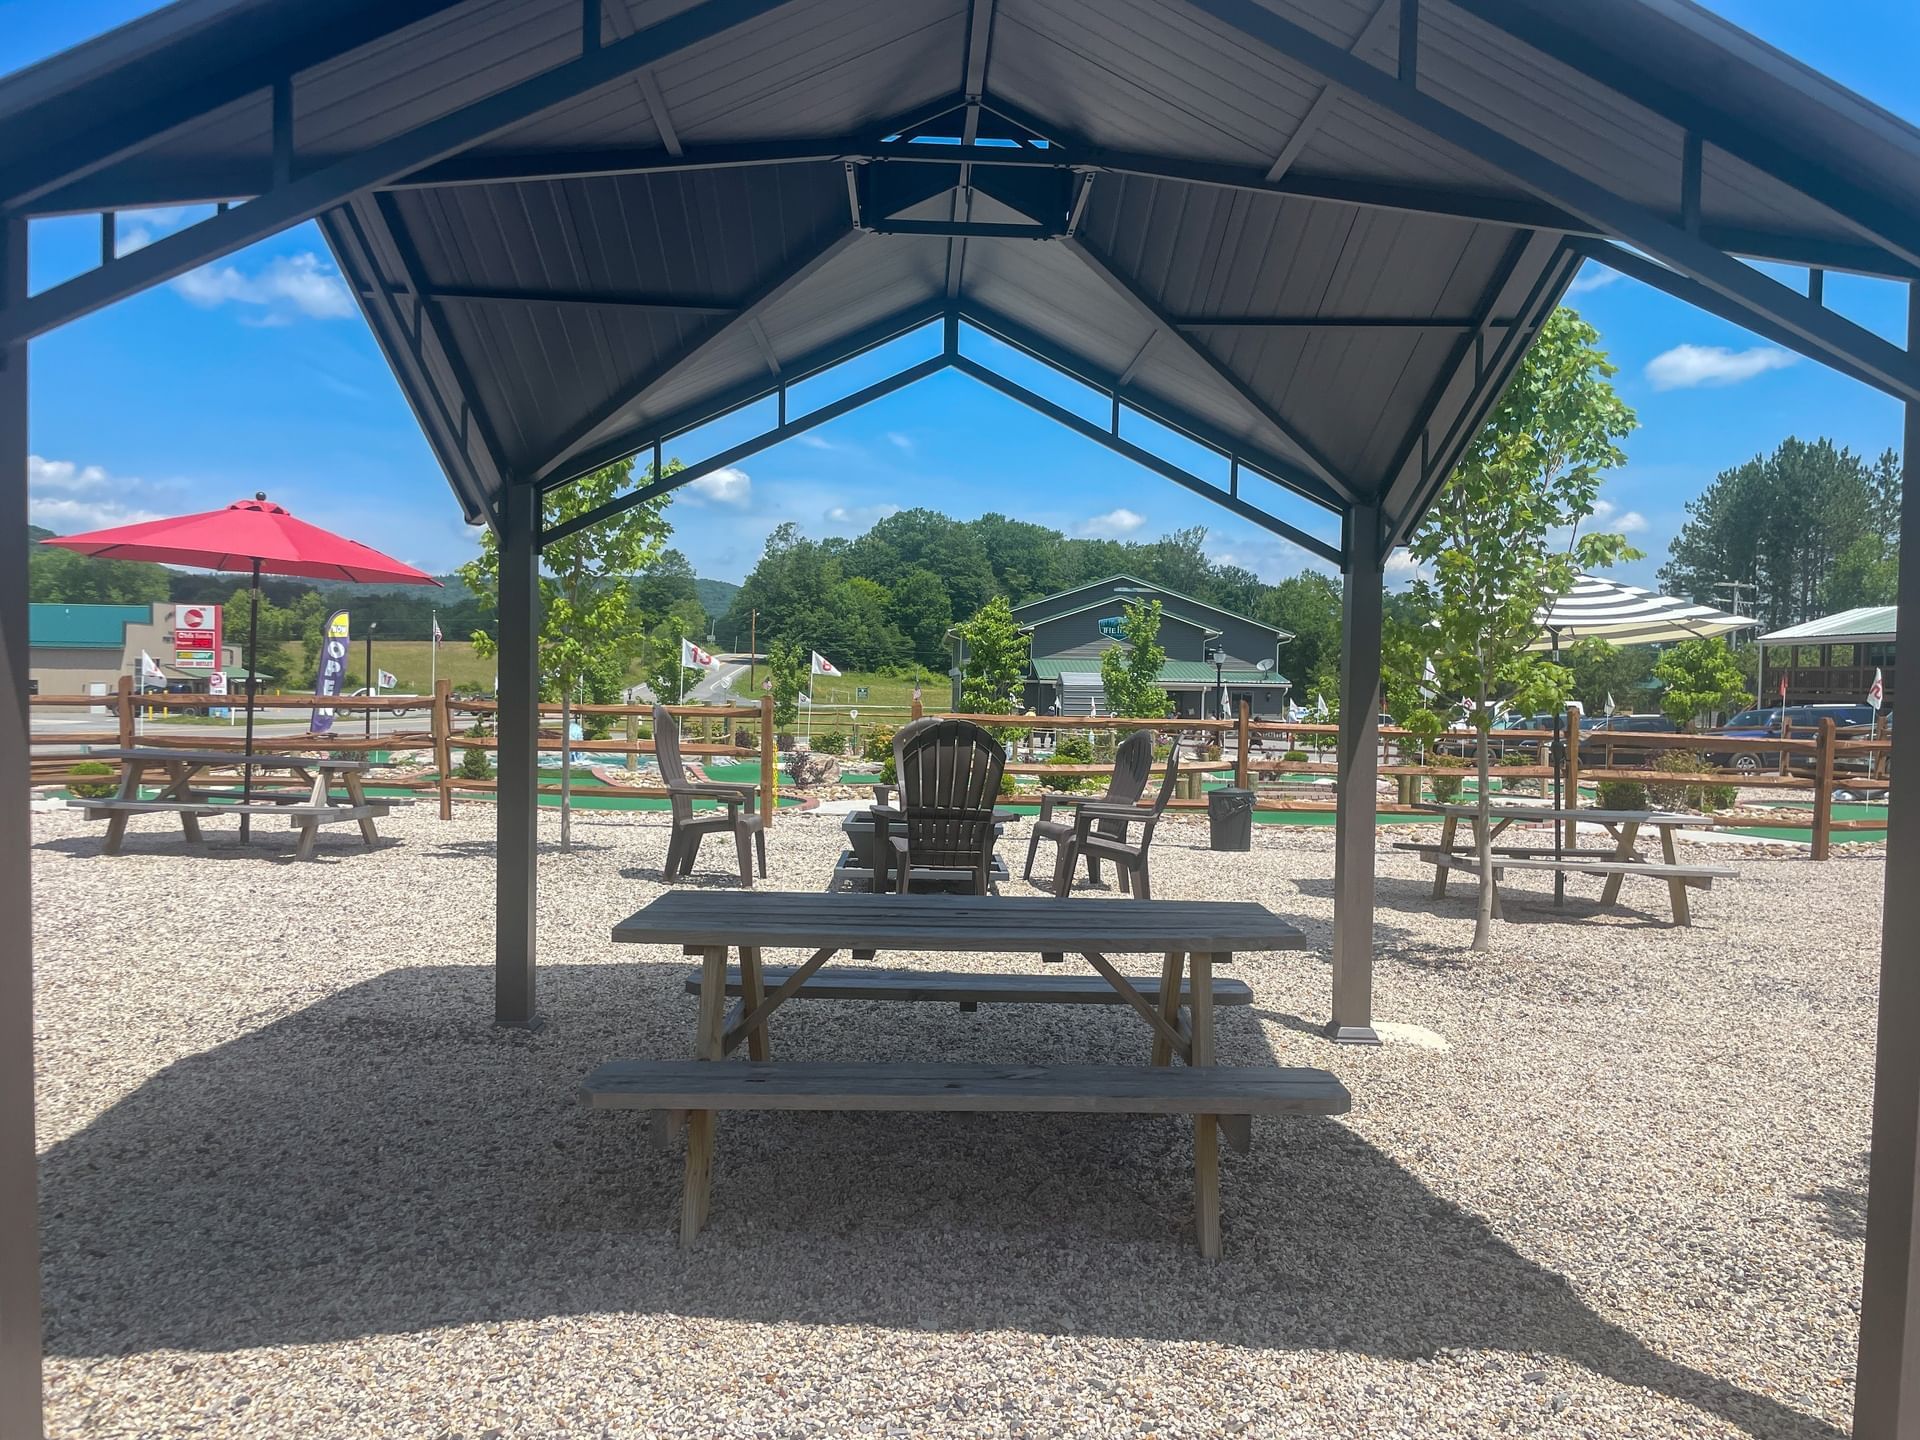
[1760,606,1896,645]
[29,603,150,649]
[1032,656,1287,687]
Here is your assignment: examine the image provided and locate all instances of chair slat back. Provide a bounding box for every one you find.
[894,718,1006,870]
[1102,729,1154,807]
[1144,735,1182,816]
[651,705,689,789]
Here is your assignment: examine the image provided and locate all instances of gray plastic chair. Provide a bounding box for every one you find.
[654,705,765,886]
[871,717,1006,894]
[1023,728,1154,888]
[1054,740,1182,899]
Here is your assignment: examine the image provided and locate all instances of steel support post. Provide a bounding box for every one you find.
[1853,283,1920,1436]
[1328,503,1383,1044]
[495,481,541,1027]
[0,212,45,1440]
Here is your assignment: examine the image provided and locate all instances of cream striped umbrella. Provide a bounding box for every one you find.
[1529,574,1756,649]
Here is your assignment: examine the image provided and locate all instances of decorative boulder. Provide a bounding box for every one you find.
[786,750,841,789]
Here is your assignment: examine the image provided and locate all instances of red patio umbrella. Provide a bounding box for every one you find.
[41,493,440,840]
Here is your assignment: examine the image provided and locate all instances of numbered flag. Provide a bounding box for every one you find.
[810,650,842,677]
[1869,667,1885,711]
[377,669,398,690]
[431,614,443,646]
[681,637,716,669]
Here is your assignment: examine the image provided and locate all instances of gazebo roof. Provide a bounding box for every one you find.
[1762,605,1899,647]
[7,0,1920,564]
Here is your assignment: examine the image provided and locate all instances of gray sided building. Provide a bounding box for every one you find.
[951,576,1293,719]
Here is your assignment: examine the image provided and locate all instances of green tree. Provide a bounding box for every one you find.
[954,595,1031,718]
[629,547,702,622]
[461,458,675,849]
[1098,598,1174,717]
[1653,637,1749,730]
[643,597,710,705]
[28,542,170,605]
[1389,307,1640,949]
[765,638,807,733]
[1564,637,1656,716]
[1659,439,1900,628]
[1259,572,1341,699]
[891,566,952,668]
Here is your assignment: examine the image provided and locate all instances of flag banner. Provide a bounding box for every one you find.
[811,650,841,677]
[139,650,165,687]
[431,614,444,646]
[1869,667,1885,711]
[1605,692,1616,716]
[681,638,716,669]
[1778,674,1789,702]
[378,669,398,690]
[310,610,350,733]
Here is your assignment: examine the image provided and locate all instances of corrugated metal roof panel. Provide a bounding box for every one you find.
[1762,607,1898,645]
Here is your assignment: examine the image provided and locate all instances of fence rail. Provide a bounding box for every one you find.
[30,684,1884,857]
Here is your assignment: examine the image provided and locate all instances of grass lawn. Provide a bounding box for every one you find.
[720,668,934,717]
[327,639,652,695]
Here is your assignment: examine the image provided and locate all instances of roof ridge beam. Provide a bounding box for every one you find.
[1060,233,1360,504]
[1,0,797,345]
[532,226,861,484]
[1181,0,1920,403]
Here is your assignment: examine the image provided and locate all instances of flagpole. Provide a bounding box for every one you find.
[430,608,437,695]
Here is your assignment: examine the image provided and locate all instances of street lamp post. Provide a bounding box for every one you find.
[364,620,378,738]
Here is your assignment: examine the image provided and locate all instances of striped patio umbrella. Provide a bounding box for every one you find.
[1529,574,1756,649]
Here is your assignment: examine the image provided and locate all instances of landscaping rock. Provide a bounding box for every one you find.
[787,750,842,788]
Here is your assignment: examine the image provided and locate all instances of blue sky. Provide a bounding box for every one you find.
[7,0,1915,587]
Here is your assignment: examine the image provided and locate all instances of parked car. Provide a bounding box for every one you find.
[1707,703,1879,773]
[1578,713,1678,767]
[345,685,425,717]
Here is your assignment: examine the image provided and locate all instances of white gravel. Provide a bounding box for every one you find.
[29,801,1875,1439]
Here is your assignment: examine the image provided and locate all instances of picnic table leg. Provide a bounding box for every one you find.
[341,769,380,847]
[681,943,728,1246]
[1659,825,1692,926]
[1599,821,1639,906]
[1430,814,1455,898]
[100,758,146,854]
[160,763,206,843]
[738,944,771,1060]
[1189,950,1220,1260]
[1151,951,1184,1067]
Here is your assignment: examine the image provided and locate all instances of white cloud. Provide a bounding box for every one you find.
[1565,266,1622,297]
[796,433,841,451]
[1384,549,1430,585]
[825,501,900,527]
[28,455,166,531]
[686,466,751,507]
[1588,498,1648,535]
[885,431,914,453]
[174,251,354,320]
[1078,507,1145,538]
[1645,343,1796,390]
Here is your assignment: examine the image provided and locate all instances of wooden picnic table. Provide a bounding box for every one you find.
[75,748,398,859]
[1405,802,1731,925]
[590,890,1346,1258]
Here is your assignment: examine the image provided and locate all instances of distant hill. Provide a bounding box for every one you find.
[695,577,740,621]
[28,524,53,543]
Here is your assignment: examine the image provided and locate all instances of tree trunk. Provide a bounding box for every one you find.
[559,685,572,854]
[1473,675,1494,951]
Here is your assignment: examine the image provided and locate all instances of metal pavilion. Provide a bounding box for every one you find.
[2,1,1919,1431]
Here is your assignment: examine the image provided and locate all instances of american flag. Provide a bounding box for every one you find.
[431,613,443,646]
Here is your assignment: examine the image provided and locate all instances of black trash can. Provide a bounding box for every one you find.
[1207,787,1255,852]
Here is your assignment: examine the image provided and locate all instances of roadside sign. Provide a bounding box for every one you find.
[172,602,221,670]
[207,671,228,697]
[849,708,859,720]
[856,686,869,699]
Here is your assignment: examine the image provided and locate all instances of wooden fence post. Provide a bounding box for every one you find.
[1779,715,1793,778]
[910,690,924,720]
[1234,699,1250,789]
[115,673,133,751]
[1813,716,1836,860]
[759,694,777,827]
[1563,701,1582,847]
[625,709,639,771]
[432,678,453,819]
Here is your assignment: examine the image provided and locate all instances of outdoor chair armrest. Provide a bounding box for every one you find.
[1035,792,1089,823]
[1070,802,1149,828]
[672,781,755,809]
[869,804,905,822]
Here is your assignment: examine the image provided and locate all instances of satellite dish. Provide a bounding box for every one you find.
[1256,659,1274,672]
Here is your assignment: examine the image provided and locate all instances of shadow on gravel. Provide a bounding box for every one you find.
[32,834,402,862]
[40,962,1838,1439]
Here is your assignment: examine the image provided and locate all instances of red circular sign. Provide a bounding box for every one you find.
[183,607,206,627]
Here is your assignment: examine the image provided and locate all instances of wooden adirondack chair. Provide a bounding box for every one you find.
[1023,728,1154,888]
[653,705,766,887]
[871,718,1006,895]
[1053,739,1183,900]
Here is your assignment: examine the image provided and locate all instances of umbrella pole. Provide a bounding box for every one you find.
[240,560,261,842]
[1551,628,1565,907]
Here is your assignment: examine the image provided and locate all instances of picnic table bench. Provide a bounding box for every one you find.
[1403,803,1733,925]
[75,748,402,859]
[594,890,1345,1258]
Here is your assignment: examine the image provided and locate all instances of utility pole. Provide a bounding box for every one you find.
[1713,577,1763,706]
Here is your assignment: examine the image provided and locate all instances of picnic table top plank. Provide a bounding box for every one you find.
[579,1059,1350,1114]
[108,748,369,770]
[614,891,1306,953]
[1413,802,1714,826]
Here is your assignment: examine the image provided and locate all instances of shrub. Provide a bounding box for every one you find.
[814,731,845,757]
[1498,756,1540,798]
[1050,733,1095,792]
[458,720,493,780]
[1283,749,1309,763]
[67,759,117,800]
[1646,749,1736,812]
[1596,778,1647,810]
[863,725,897,766]
[999,770,1018,797]
[1426,752,1470,803]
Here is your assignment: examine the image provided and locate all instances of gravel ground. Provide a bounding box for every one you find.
[29,801,1876,1439]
